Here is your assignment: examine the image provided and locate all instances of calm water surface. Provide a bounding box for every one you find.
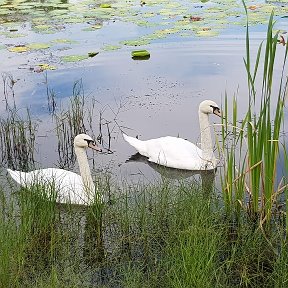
[0,0,287,185]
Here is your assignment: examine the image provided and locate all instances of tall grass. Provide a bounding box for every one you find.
[52,79,114,170]
[0,106,38,171]
[54,80,87,168]
[220,8,288,228]
[2,171,288,286]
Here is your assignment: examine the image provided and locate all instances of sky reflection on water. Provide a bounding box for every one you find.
[0,0,287,184]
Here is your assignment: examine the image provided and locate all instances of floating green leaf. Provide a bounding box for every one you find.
[102,44,122,51]
[37,63,57,71]
[8,46,30,53]
[0,31,27,38]
[82,24,102,31]
[120,39,151,46]
[51,39,78,44]
[131,50,150,59]
[61,55,89,62]
[27,43,51,50]
[34,24,53,31]
[131,50,150,57]
[196,30,219,37]
[100,4,111,8]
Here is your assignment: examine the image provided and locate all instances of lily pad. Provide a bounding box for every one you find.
[82,24,103,31]
[102,44,122,51]
[51,39,78,44]
[1,32,27,38]
[33,24,53,31]
[100,4,111,8]
[120,39,151,46]
[39,63,56,69]
[131,49,150,60]
[8,46,30,53]
[35,63,57,72]
[27,43,51,50]
[196,30,219,37]
[61,55,89,62]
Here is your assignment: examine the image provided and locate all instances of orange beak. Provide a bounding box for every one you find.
[88,141,102,152]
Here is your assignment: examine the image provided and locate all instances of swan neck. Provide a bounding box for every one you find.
[75,145,95,200]
[198,111,214,161]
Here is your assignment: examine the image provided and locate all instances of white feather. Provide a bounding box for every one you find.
[123,100,220,171]
[7,134,101,205]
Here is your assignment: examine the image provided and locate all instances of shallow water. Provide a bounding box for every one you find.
[0,0,288,185]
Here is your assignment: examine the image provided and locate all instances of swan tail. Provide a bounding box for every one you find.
[7,169,31,186]
[123,133,147,156]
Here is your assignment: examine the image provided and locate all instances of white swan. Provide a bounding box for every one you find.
[123,100,221,171]
[7,134,102,205]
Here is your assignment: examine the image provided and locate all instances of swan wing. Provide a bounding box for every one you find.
[143,136,205,170]
[7,168,89,205]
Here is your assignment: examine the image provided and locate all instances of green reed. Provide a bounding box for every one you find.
[54,80,87,168]
[220,7,288,227]
[0,106,38,171]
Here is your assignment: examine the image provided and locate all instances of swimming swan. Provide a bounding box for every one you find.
[7,133,102,205]
[123,100,221,170]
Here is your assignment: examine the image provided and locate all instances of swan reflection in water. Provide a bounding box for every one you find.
[125,152,216,193]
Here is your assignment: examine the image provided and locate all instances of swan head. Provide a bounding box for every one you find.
[74,134,102,152]
[199,100,221,117]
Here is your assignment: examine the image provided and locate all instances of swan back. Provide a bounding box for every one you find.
[144,136,216,170]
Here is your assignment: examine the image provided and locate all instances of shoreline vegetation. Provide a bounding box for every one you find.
[1,7,288,288]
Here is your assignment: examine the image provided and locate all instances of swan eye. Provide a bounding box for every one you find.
[210,105,220,113]
[84,139,94,145]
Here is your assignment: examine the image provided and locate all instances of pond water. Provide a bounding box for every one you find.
[0,0,288,186]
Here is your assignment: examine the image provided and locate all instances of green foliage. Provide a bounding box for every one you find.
[220,5,288,228]
[1,173,288,287]
[61,55,89,63]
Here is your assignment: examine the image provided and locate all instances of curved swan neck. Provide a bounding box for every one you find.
[198,110,214,161]
[74,145,95,201]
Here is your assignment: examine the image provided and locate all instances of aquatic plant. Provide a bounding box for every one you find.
[3,173,288,287]
[54,80,87,168]
[220,6,288,229]
[0,106,38,171]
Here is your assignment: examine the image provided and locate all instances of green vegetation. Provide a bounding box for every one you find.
[219,6,288,230]
[131,49,151,59]
[1,0,288,71]
[1,176,288,287]
[1,6,288,288]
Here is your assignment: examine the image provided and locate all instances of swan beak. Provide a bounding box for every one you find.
[213,108,222,117]
[88,141,102,152]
